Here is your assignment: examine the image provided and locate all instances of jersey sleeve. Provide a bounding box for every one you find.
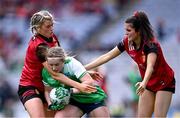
[42,68,51,87]
[117,38,125,52]
[42,68,63,87]
[70,58,87,80]
[144,42,158,55]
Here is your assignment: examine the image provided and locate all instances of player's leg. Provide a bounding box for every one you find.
[138,89,155,117]
[88,106,110,117]
[54,104,83,118]
[24,98,45,117]
[43,103,55,117]
[18,86,49,117]
[154,91,172,117]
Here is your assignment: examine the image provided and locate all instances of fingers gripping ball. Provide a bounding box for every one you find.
[49,87,71,110]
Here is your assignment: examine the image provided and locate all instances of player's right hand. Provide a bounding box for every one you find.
[79,83,97,93]
[135,81,146,96]
[88,71,103,82]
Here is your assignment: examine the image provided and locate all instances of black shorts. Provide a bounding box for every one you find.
[69,98,106,114]
[17,85,46,105]
[146,78,176,93]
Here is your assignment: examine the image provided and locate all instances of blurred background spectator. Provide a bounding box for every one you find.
[156,18,166,42]
[123,63,141,117]
[0,74,17,117]
[0,0,180,117]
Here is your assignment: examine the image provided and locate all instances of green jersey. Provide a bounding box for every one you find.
[42,57,107,103]
[128,71,141,101]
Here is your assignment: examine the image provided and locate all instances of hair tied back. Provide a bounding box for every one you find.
[133,11,139,17]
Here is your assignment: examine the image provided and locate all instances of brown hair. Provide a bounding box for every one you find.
[125,11,154,42]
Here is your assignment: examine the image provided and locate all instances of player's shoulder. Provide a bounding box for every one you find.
[64,57,82,69]
[64,57,73,64]
[31,35,41,41]
[65,57,79,63]
[144,38,159,48]
[29,35,44,46]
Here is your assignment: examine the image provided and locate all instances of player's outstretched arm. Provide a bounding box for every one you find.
[43,62,96,93]
[85,46,121,70]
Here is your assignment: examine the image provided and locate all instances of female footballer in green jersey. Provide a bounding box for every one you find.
[42,47,110,117]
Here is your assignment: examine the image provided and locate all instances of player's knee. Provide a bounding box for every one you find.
[29,112,45,118]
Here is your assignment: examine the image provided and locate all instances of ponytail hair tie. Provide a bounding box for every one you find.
[133,11,139,17]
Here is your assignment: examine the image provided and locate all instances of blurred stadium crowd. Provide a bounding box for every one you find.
[0,0,180,117]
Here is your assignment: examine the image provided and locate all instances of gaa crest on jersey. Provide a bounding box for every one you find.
[128,49,136,57]
[128,41,136,57]
[128,41,135,51]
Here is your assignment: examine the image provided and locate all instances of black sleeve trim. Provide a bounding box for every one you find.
[144,43,158,55]
[36,43,49,62]
[53,34,61,46]
[117,40,125,52]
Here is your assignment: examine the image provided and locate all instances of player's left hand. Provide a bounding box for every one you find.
[88,71,103,82]
[48,102,64,111]
[79,83,97,93]
[135,81,146,96]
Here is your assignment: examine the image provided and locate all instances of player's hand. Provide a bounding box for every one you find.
[79,83,97,93]
[70,88,80,94]
[135,81,146,96]
[88,71,103,82]
[48,102,64,111]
